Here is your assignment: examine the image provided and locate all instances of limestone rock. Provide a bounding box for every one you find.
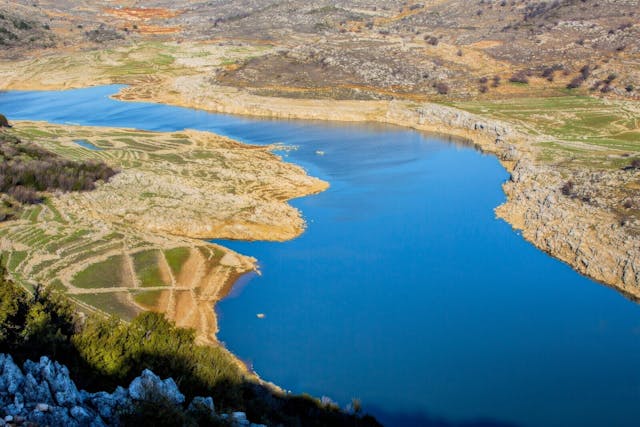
[128,369,185,405]
[0,353,267,426]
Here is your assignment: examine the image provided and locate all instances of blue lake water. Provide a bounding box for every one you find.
[73,139,102,150]
[1,85,639,427]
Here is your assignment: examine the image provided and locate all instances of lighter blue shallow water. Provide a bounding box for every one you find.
[73,139,102,150]
[1,86,639,427]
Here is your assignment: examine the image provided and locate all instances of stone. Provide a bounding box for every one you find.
[24,357,80,407]
[187,396,215,416]
[35,403,50,412]
[0,353,264,426]
[23,373,53,404]
[87,390,128,422]
[128,369,185,406]
[232,411,250,425]
[70,405,92,423]
[0,355,24,395]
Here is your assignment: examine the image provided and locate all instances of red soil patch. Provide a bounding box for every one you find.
[104,7,182,21]
[134,24,181,35]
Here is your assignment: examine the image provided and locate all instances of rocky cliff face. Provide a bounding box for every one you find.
[0,354,264,426]
[497,160,640,299]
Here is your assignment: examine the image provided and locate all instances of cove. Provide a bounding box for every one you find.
[1,86,639,427]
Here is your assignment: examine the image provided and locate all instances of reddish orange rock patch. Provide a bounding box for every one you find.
[104,7,182,21]
[134,24,181,35]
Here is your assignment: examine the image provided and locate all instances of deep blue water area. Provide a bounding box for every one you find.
[1,86,639,427]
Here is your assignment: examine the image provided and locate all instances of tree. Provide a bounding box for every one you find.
[0,114,10,128]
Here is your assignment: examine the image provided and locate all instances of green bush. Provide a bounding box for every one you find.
[0,132,117,205]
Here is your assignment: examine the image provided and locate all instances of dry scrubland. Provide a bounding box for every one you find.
[0,0,639,326]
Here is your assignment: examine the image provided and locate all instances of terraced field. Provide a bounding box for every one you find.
[0,122,327,343]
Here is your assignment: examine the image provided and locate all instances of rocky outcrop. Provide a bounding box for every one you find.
[0,354,265,426]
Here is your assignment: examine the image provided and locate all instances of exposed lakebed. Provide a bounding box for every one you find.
[1,86,639,427]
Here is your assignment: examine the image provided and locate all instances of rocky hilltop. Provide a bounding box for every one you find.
[0,353,263,427]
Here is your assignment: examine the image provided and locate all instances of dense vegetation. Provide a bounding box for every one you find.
[0,268,380,426]
[0,130,116,205]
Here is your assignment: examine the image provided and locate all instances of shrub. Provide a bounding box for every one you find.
[0,133,117,205]
[0,114,9,128]
[435,82,449,95]
[424,35,439,46]
[509,71,529,84]
[567,76,585,89]
[541,66,561,82]
[579,65,591,79]
[7,186,41,204]
[561,181,574,196]
[600,84,614,93]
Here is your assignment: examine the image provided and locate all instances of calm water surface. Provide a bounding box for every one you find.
[1,86,639,427]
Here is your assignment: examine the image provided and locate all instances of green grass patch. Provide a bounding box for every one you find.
[132,289,164,309]
[15,127,57,139]
[49,279,66,292]
[26,205,43,222]
[132,250,168,288]
[73,292,139,321]
[198,246,224,261]
[614,131,640,142]
[45,229,91,253]
[72,255,126,289]
[164,247,190,277]
[7,251,27,271]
